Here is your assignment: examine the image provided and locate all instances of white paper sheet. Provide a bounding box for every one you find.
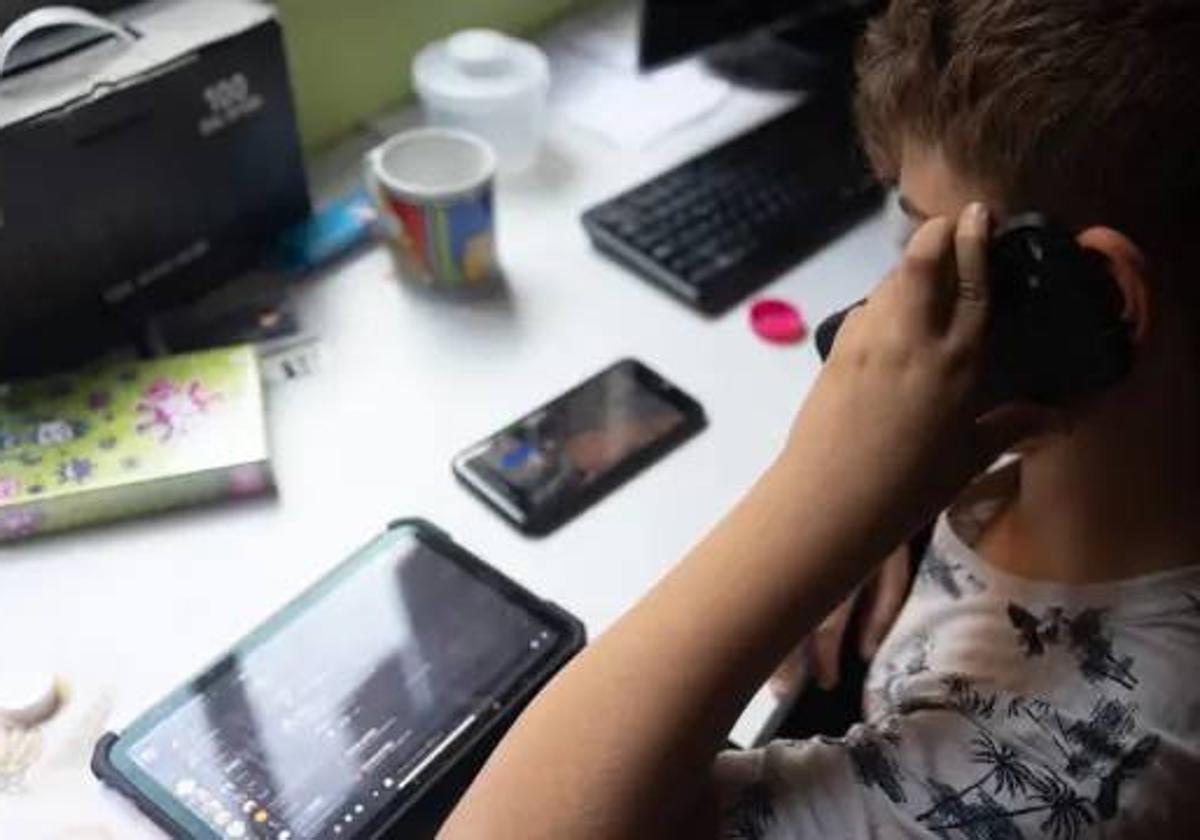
[549,50,731,150]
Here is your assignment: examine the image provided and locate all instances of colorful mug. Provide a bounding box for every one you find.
[364,127,500,290]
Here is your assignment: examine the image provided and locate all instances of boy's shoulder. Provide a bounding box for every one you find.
[870,470,1200,721]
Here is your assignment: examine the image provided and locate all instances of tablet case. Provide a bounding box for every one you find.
[92,518,586,839]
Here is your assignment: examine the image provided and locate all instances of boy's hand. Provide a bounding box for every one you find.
[780,204,1060,566]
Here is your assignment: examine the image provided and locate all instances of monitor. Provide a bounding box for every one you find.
[639,0,879,87]
[640,0,803,70]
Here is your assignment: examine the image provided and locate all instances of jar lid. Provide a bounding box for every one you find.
[0,669,62,728]
[413,29,549,108]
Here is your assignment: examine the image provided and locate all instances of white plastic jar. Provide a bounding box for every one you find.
[413,29,551,174]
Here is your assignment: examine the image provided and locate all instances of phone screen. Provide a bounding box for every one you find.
[454,360,704,532]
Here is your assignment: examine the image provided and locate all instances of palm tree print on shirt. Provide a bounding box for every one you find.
[843,725,908,804]
[918,548,987,600]
[1008,694,1161,812]
[916,734,1096,840]
[920,775,1096,840]
[870,630,933,712]
[1094,733,1157,819]
[950,693,1156,835]
[944,674,999,719]
[720,688,1160,838]
[865,676,1157,839]
[1006,604,1137,690]
[1061,698,1138,779]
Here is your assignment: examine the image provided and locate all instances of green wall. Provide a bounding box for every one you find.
[276,0,585,152]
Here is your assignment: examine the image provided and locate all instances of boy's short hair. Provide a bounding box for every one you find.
[855,0,1200,289]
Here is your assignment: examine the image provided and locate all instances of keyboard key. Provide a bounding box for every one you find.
[650,242,678,263]
[686,260,724,287]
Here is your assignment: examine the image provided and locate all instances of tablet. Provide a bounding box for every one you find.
[93,519,584,839]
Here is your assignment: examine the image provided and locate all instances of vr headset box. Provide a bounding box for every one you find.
[0,1,311,376]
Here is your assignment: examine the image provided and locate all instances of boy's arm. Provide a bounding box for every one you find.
[439,205,1052,839]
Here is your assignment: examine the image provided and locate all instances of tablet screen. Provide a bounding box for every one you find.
[116,527,564,840]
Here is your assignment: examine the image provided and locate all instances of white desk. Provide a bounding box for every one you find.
[0,39,897,840]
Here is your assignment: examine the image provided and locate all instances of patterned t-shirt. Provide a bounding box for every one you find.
[716,466,1200,839]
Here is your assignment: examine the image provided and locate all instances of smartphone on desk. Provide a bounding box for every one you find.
[452,359,707,535]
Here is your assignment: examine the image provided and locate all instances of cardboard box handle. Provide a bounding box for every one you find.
[0,5,136,80]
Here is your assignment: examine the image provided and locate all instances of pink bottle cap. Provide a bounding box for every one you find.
[750,299,807,345]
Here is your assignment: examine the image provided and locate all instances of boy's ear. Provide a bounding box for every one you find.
[1076,226,1150,342]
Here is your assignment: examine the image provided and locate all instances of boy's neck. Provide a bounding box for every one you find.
[981,399,1200,585]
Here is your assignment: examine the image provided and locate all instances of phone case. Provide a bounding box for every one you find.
[92,518,586,839]
[453,359,707,536]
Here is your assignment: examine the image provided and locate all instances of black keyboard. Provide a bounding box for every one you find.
[581,96,884,314]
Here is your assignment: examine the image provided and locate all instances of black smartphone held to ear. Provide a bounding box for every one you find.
[453,359,707,535]
[815,214,1132,405]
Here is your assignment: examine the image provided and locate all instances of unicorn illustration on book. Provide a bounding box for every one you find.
[135,378,222,443]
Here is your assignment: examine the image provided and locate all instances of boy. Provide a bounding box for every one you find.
[441,1,1200,837]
